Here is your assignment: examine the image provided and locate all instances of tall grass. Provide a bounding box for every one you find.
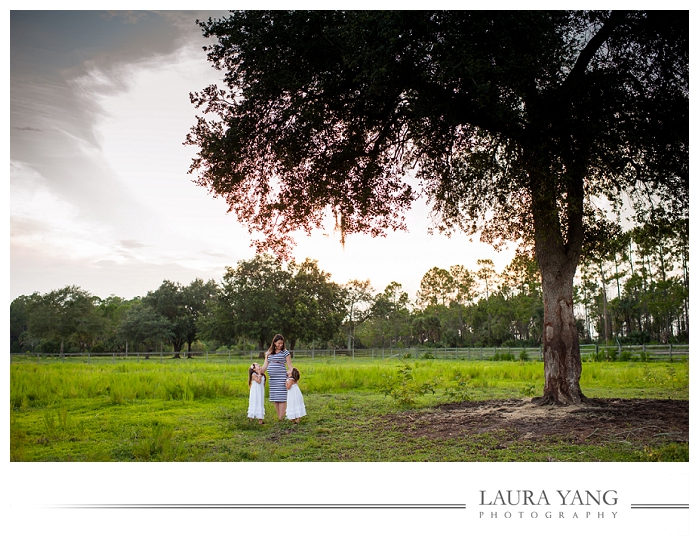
[10,361,247,408]
[10,357,688,409]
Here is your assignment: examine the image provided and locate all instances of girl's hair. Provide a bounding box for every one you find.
[290,367,300,382]
[248,364,255,387]
[248,363,265,387]
[267,334,286,355]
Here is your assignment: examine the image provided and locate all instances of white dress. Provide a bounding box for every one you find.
[286,382,307,420]
[247,376,265,419]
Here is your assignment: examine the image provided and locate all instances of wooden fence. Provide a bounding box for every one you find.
[10,344,689,363]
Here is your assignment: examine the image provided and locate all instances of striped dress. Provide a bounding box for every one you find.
[267,349,290,402]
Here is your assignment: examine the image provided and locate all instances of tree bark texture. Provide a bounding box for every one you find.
[536,255,586,405]
[530,168,587,405]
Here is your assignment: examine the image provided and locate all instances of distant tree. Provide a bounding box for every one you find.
[10,295,36,353]
[365,282,411,349]
[411,309,443,345]
[414,267,451,346]
[25,286,100,356]
[282,258,347,350]
[449,265,477,345]
[95,296,133,352]
[500,250,543,344]
[669,219,689,338]
[476,259,498,342]
[215,254,291,350]
[182,278,219,356]
[117,302,173,356]
[141,281,191,358]
[343,279,374,351]
[416,267,455,308]
[633,221,682,343]
[188,11,687,404]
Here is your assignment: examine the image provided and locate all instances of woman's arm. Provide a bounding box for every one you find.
[285,353,292,371]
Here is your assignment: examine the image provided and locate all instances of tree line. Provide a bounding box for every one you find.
[10,223,688,356]
[578,219,688,345]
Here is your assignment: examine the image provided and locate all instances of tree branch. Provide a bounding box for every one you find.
[563,11,628,90]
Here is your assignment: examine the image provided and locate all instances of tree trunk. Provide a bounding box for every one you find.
[599,262,610,344]
[530,166,587,406]
[534,254,587,405]
[172,340,183,358]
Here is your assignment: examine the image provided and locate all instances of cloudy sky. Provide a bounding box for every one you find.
[10,9,516,303]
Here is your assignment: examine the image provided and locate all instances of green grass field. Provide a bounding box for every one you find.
[9,355,689,462]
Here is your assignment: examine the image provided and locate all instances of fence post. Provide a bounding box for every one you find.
[669,343,673,362]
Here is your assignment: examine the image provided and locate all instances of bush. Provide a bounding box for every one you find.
[444,371,471,402]
[380,363,436,406]
[520,384,537,397]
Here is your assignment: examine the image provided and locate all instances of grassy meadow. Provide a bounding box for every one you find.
[9,354,689,462]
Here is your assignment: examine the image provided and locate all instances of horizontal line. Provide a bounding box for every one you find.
[48,503,466,510]
[631,505,689,509]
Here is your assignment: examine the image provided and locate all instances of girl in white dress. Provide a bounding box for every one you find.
[285,367,306,423]
[247,363,266,424]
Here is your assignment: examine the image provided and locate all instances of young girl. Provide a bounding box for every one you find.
[247,363,266,424]
[285,367,306,423]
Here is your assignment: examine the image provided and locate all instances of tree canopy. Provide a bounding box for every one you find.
[188,10,687,250]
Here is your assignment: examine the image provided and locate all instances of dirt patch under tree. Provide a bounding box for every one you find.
[383,399,688,446]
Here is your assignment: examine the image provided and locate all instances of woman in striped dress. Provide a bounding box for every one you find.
[261,334,293,420]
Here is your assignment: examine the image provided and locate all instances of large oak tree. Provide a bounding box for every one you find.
[186,11,688,404]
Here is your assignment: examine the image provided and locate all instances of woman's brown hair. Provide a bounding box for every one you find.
[267,334,286,355]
